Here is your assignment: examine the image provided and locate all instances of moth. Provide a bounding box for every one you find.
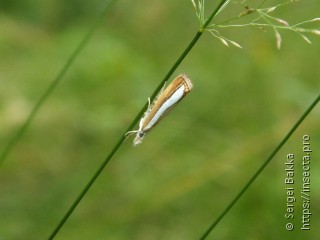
[126,74,193,146]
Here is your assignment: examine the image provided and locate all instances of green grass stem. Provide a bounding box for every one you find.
[46,0,229,239]
[199,94,320,240]
[0,0,116,166]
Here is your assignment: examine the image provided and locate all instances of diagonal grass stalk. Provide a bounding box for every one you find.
[0,0,116,165]
[199,94,320,240]
[4,0,317,238]
[47,0,229,239]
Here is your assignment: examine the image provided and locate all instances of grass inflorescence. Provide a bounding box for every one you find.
[191,0,320,49]
[1,0,319,239]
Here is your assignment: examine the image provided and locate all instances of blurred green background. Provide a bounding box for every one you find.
[1,0,319,239]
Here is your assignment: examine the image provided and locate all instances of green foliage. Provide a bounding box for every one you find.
[1,1,319,239]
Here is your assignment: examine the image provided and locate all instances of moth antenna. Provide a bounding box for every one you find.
[125,130,139,138]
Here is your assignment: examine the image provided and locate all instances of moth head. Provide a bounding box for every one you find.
[133,131,145,146]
